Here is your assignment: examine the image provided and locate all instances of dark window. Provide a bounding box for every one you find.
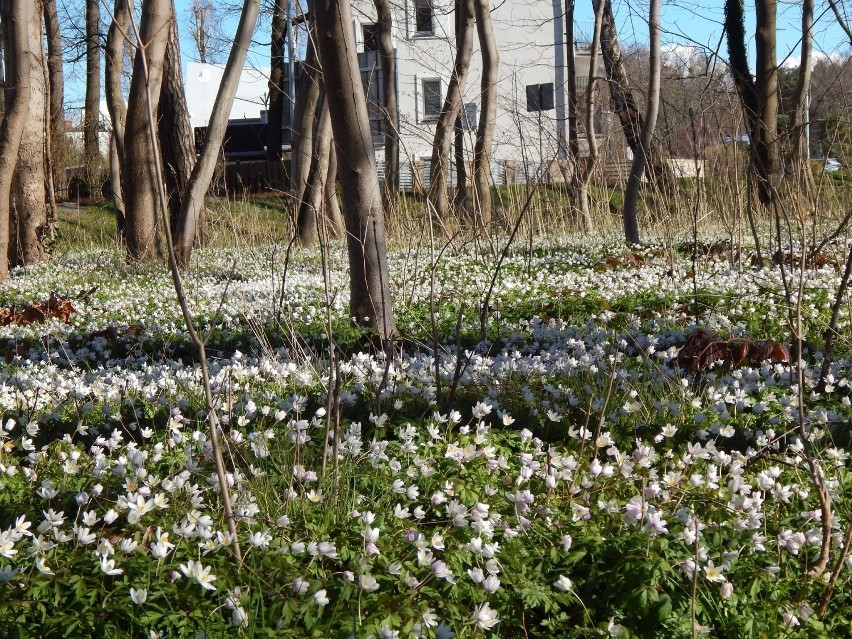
[415,0,434,34]
[422,78,442,119]
[362,23,378,52]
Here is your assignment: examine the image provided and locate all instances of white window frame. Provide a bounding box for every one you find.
[413,0,435,36]
[416,75,443,123]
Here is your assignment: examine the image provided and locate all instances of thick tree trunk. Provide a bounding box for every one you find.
[0,0,31,280]
[43,0,66,201]
[621,0,661,245]
[594,0,673,194]
[428,0,474,224]
[124,0,172,262]
[10,0,47,268]
[85,0,102,187]
[159,3,200,235]
[375,0,399,206]
[105,0,130,239]
[267,0,287,163]
[313,0,397,343]
[172,0,260,265]
[472,0,498,231]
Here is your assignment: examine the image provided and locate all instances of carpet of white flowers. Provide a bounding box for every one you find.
[0,237,851,638]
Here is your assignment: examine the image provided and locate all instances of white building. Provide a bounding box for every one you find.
[183,1,596,186]
[350,0,594,184]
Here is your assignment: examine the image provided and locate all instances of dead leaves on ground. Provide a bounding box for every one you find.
[593,252,647,271]
[676,329,790,373]
[0,288,97,327]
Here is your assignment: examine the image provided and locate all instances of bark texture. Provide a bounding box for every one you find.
[375,0,399,204]
[621,0,661,245]
[0,0,33,280]
[105,0,130,239]
[43,0,66,201]
[124,0,172,262]
[172,0,260,265]
[724,0,780,205]
[576,0,605,229]
[267,0,287,163]
[10,0,48,268]
[291,36,322,244]
[296,92,332,247]
[472,0,497,231]
[313,0,397,342]
[84,0,102,183]
[789,0,815,194]
[428,0,474,224]
[159,3,200,235]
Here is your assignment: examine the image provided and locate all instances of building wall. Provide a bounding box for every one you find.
[183,2,596,182]
[351,0,593,172]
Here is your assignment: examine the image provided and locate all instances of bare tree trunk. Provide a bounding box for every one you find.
[754,0,780,201]
[313,0,397,343]
[0,0,31,280]
[566,0,593,230]
[267,0,287,163]
[108,133,126,239]
[428,0,474,224]
[297,92,334,247]
[291,36,322,243]
[85,0,102,187]
[124,0,172,262]
[472,0,497,232]
[594,0,673,194]
[622,0,661,245]
[725,0,780,206]
[325,144,344,237]
[172,0,261,265]
[375,0,398,207]
[43,0,66,201]
[789,0,815,195]
[577,0,605,229]
[105,0,130,239]
[10,0,47,267]
[159,3,200,235]
[565,0,579,160]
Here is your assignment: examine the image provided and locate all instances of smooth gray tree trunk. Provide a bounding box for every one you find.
[472,0,498,232]
[375,0,399,206]
[43,0,66,201]
[428,0,474,225]
[313,0,397,343]
[85,0,102,187]
[173,0,261,266]
[621,0,661,245]
[105,0,130,239]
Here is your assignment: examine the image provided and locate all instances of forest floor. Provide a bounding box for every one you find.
[0,214,851,637]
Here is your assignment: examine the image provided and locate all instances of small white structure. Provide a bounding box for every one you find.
[185,62,272,128]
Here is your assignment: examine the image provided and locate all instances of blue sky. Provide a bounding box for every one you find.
[65,0,852,109]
